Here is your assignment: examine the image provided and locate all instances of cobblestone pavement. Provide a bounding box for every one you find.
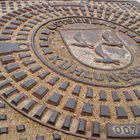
[0,0,140,140]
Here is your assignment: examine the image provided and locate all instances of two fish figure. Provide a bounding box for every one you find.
[71,31,124,65]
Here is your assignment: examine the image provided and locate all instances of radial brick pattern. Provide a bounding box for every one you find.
[0,0,140,140]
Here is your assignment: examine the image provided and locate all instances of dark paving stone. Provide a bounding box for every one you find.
[48,92,62,106]
[43,48,52,55]
[38,71,50,79]
[99,90,106,101]
[133,89,140,99]
[130,22,138,27]
[2,15,11,20]
[17,31,28,36]
[127,33,136,38]
[135,38,140,43]
[16,36,28,41]
[36,135,44,140]
[116,106,128,119]
[11,20,21,25]
[29,65,42,73]
[123,91,132,101]
[34,17,42,22]
[23,13,32,18]
[72,85,81,96]
[91,122,100,137]
[40,35,48,41]
[39,13,48,17]
[86,87,93,98]
[10,9,21,15]
[59,81,69,91]
[130,106,140,117]
[64,98,77,112]
[52,133,61,140]
[0,36,11,41]
[41,29,50,35]
[82,103,93,115]
[19,53,31,59]
[22,100,36,113]
[112,91,120,102]
[106,11,111,16]
[21,79,37,91]
[77,119,86,135]
[125,23,131,27]
[16,7,25,12]
[16,17,27,22]
[0,80,11,89]
[2,87,17,98]
[25,23,34,28]
[29,5,37,10]
[0,73,5,80]
[12,71,27,82]
[6,24,17,29]
[100,105,110,118]
[11,93,25,106]
[40,42,49,47]
[33,86,48,99]
[16,125,25,132]
[0,102,5,108]
[47,111,59,126]
[30,11,39,16]
[28,20,38,25]
[61,115,72,131]
[21,28,30,32]
[119,27,128,33]
[5,63,19,72]
[0,114,7,121]
[22,60,36,66]
[19,138,27,140]
[0,127,8,134]
[1,55,15,64]
[34,105,47,120]
[48,76,59,86]
[0,18,7,23]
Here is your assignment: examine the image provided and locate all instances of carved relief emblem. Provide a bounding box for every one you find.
[33,17,140,87]
[60,29,132,70]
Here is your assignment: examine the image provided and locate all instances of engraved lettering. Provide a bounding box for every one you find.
[49,55,63,64]
[106,73,120,82]
[114,126,122,134]
[113,125,137,135]
[83,71,93,80]
[128,70,140,78]
[118,72,132,81]
[93,72,104,81]
[59,60,73,70]
[70,67,83,77]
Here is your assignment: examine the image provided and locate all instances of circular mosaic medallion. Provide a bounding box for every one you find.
[0,1,140,140]
[32,16,140,88]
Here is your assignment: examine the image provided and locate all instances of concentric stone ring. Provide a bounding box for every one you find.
[0,1,140,140]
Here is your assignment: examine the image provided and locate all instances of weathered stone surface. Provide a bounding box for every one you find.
[0,1,140,140]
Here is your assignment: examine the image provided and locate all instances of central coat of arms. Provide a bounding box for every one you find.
[60,29,132,70]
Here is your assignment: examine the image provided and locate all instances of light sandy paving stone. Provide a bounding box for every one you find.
[0,0,140,140]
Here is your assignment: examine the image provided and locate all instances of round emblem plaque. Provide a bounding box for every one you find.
[0,1,140,140]
[32,16,140,88]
